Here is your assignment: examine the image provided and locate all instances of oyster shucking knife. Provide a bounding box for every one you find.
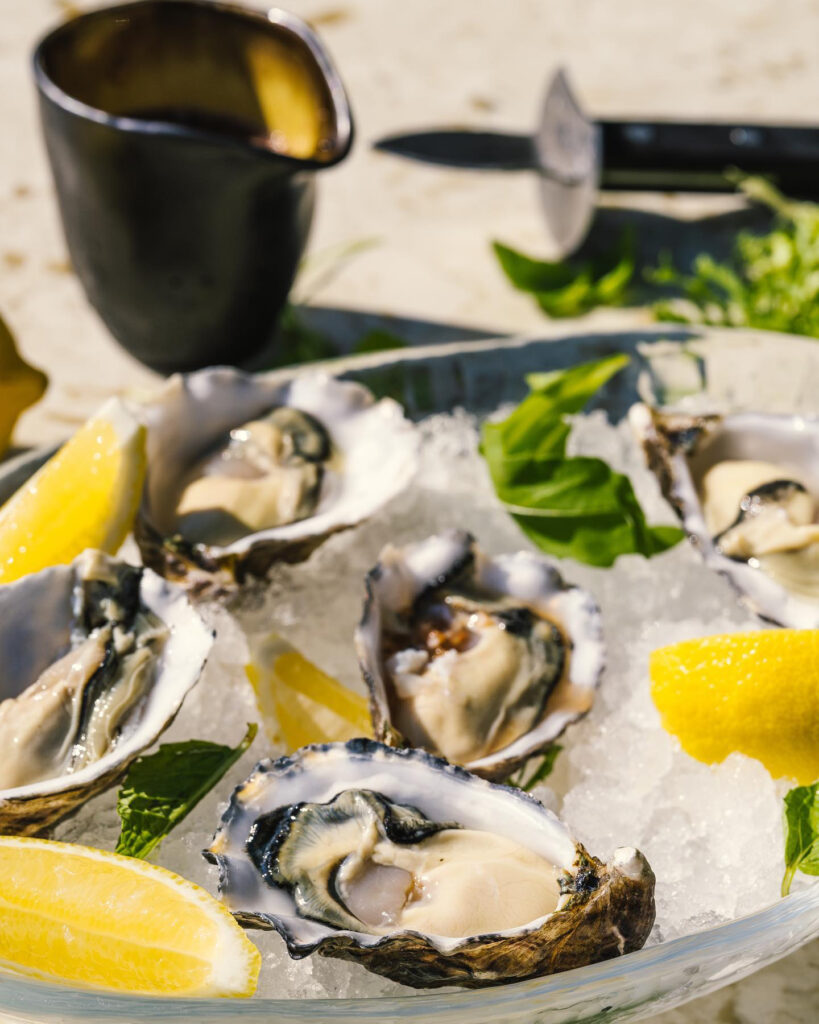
[375,69,819,256]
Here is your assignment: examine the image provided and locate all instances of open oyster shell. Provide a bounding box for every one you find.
[136,369,418,591]
[355,531,605,780]
[632,403,819,628]
[0,550,212,834]
[205,740,655,989]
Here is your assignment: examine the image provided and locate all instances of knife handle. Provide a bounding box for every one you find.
[599,120,819,198]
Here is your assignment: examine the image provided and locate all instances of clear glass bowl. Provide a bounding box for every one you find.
[1,325,818,1023]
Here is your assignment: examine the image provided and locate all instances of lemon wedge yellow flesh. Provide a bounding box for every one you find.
[0,836,260,996]
[0,314,47,458]
[247,633,372,750]
[0,398,146,584]
[650,630,819,783]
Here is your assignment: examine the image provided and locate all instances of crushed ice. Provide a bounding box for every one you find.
[55,407,802,997]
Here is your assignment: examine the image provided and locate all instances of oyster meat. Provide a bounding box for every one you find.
[137,370,418,586]
[175,407,334,547]
[355,531,604,779]
[0,550,212,834]
[206,741,656,989]
[632,404,819,627]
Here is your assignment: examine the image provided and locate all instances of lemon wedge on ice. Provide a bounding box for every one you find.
[0,314,47,457]
[0,397,146,583]
[246,633,372,750]
[0,836,260,996]
[650,629,819,783]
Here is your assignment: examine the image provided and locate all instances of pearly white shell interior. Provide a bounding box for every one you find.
[140,369,419,556]
[0,551,213,800]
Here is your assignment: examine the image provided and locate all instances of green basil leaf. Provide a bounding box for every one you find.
[524,352,630,415]
[493,242,579,293]
[493,233,635,318]
[535,272,595,317]
[593,233,636,304]
[782,782,819,896]
[480,356,684,567]
[482,353,629,466]
[115,723,258,860]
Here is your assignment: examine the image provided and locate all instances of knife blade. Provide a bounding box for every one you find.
[374,69,819,254]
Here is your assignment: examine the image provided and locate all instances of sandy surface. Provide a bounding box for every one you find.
[1,1,818,1020]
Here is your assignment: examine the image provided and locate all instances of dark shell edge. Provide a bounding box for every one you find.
[205,740,656,989]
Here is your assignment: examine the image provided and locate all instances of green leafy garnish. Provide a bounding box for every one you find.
[115,723,258,860]
[782,781,819,896]
[649,177,819,338]
[507,745,562,791]
[481,355,684,567]
[493,231,635,317]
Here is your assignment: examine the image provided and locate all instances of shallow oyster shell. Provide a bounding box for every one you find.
[206,740,655,989]
[632,403,819,628]
[136,369,418,591]
[355,530,605,780]
[0,551,212,834]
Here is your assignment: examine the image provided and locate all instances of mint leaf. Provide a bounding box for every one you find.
[493,232,634,318]
[480,357,683,567]
[782,782,819,896]
[115,723,258,860]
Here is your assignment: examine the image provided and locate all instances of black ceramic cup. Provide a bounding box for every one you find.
[33,1,353,373]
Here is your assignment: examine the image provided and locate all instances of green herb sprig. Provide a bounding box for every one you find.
[115,723,257,860]
[782,781,819,896]
[650,177,819,338]
[480,355,683,567]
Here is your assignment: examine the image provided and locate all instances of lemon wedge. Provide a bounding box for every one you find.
[246,633,372,750]
[0,314,47,457]
[0,398,146,583]
[650,630,819,783]
[0,836,260,996]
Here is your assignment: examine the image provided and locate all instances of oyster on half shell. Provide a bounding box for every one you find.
[0,550,212,835]
[355,531,605,780]
[632,403,819,628]
[136,370,418,590]
[205,740,655,989]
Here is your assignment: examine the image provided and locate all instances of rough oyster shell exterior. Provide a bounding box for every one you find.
[0,551,212,834]
[206,740,654,989]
